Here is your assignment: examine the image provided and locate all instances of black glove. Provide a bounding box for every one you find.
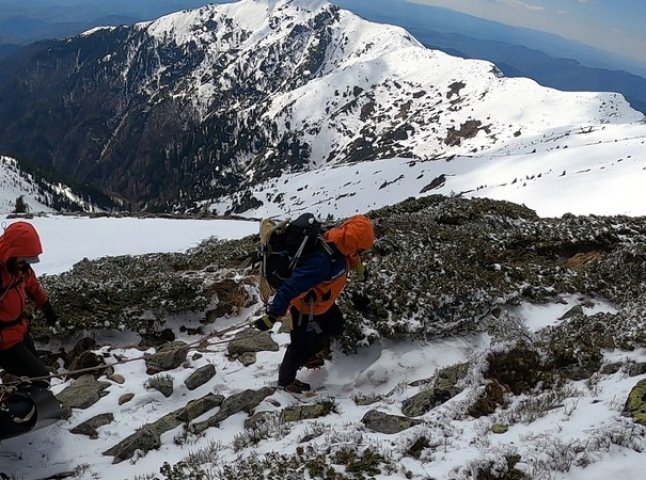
[254,314,276,331]
[43,302,59,327]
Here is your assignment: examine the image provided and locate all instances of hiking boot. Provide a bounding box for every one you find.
[305,345,332,369]
[282,379,311,394]
[305,355,325,369]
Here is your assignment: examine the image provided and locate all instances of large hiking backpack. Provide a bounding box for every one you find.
[259,213,330,303]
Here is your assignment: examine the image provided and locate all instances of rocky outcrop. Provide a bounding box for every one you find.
[104,393,224,463]
[190,387,275,434]
[184,364,216,390]
[282,401,336,423]
[145,342,189,374]
[402,363,469,417]
[624,379,646,426]
[227,329,280,356]
[361,410,422,434]
[70,413,114,439]
[56,375,111,410]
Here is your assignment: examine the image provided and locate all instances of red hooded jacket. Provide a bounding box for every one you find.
[0,222,49,350]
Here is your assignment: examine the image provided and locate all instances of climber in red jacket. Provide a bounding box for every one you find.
[0,221,58,384]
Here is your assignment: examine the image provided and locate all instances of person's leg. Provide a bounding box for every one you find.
[317,303,345,337]
[0,336,50,384]
[304,304,345,368]
[278,308,322,387]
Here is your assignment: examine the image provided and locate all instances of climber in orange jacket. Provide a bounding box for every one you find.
[0,221,58,384]
[255,214,375,394]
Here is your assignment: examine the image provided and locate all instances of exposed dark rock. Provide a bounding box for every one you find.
[105,393,223,463]
[66,337,97,367]
[190,387,275,434]
[558,305,583,320]
[139,328,176,349]
[361,410,422,434]
[70,413,114,439]
[628,362,646,377]
[148,375,174,398]
[444,120,488,146]
[55,375,111,410]
[227,329,279,356]
[491,424,509,434]
[419,174,446,193]
[108,374,126,384]
[244,411,278,430]
[176,394,224,423]
[600,362,623,375]
[184,364,216,390]
[282,401,335,422]
[145,341,189,373]
[67,350,109,380]
[353,393,382,406]
[118,393,134,405]
[623,379,646,426]
[402,363,469,417]
[239,352,257,366]
[104,426,161,464]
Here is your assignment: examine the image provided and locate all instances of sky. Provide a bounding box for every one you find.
[408,0,646,65]
[0,215,644,479]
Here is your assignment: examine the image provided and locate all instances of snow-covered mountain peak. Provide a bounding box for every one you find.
[142,0,336,46]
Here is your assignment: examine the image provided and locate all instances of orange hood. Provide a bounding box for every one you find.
[0,221,43,262]
[325,215,375,256]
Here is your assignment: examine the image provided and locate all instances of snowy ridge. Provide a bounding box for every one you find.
[209,122,646,218]
[114,0,644,169]
[0,155,112,214]
[0,156,55,213]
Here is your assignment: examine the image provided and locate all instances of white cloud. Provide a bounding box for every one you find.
[499,0,544,12]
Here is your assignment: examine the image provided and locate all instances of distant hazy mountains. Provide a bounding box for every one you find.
[412,30,646,116]
[0,0,221,47]
[333,0,646,115]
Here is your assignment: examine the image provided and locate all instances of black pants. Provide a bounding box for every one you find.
[0,334,50,384]
[278,303,344,387]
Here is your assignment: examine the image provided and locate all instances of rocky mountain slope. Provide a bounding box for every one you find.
[5,195,646,479]
[0,155,119,213]
[0,0,642,211]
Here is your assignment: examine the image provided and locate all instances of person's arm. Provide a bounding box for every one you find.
[267,253,331,318]
[24,268,59,326]
[23,268,48,308]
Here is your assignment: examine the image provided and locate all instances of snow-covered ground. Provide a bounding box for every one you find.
[0,216,643,480]
[211,122,646,219]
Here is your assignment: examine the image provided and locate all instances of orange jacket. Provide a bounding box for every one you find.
[290,215,375,316]
[0,222,48,350]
